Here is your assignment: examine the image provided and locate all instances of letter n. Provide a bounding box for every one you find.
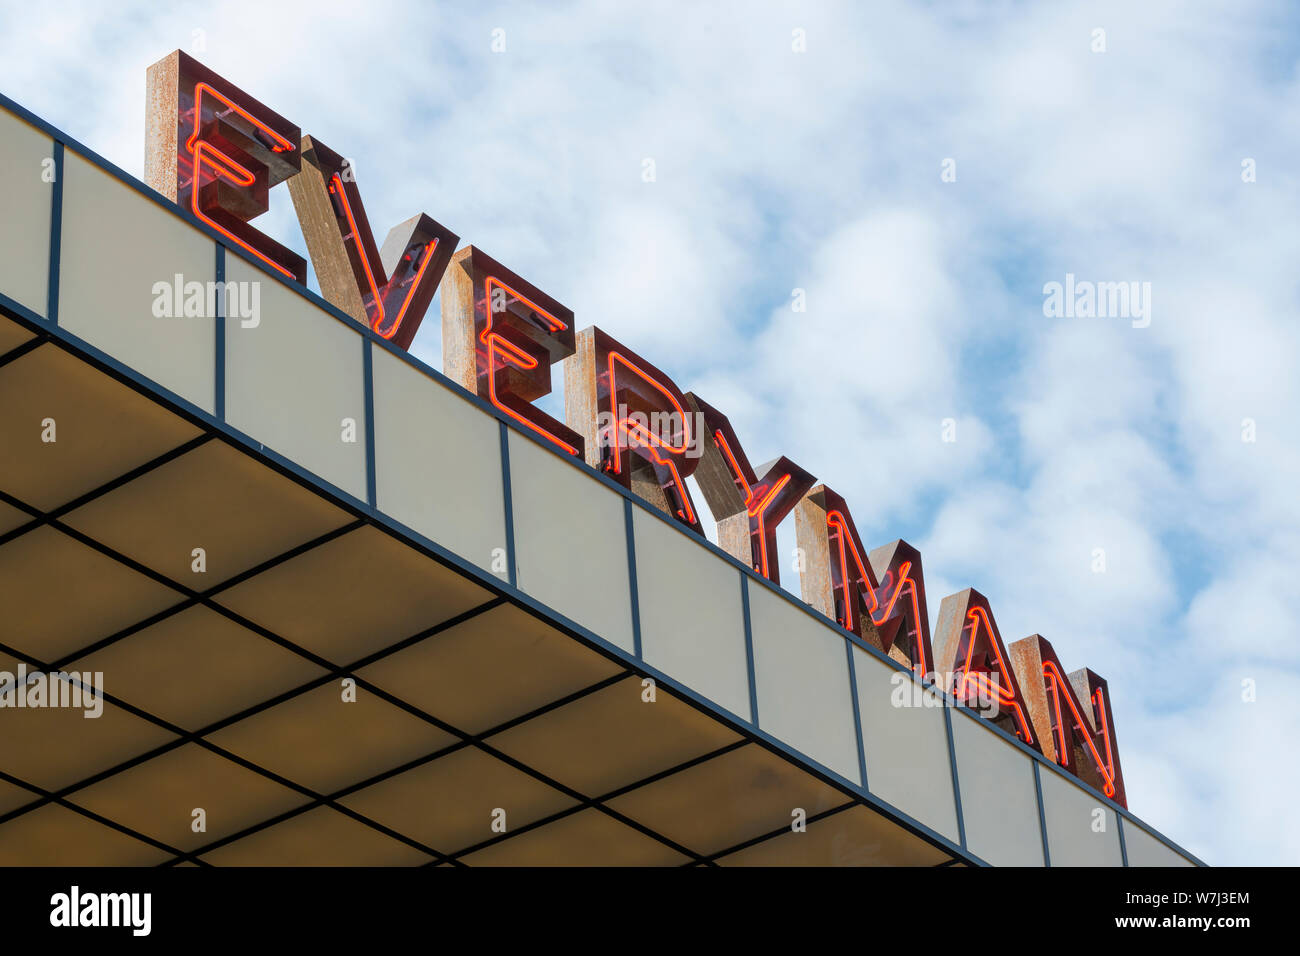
[1010,634,1127,806]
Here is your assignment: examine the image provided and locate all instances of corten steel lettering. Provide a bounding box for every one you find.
[865,538,935,679]
[934,589,1040,750]
[685,393,815,583]
[1010,634,1127,806]
[139,52,1129,807]
[441,247,583,458]
[288,136,458,349]
[145,51,306,283]
[794,486,934,675]
[565,327,702,534]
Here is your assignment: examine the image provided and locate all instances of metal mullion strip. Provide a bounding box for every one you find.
[845,642,869,790]
[740,573,759,726]
[363,338,377,508]
[624,498,642,658]
[1033,759,1051,867]
[214,244,225,420]
[943,703,969,852]
[46,140,63,324]
[499,422,517,587]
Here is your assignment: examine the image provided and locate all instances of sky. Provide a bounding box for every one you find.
[1,0,1297,865]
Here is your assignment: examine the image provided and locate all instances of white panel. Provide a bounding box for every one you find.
[59,153,215,412]
[1039,765,1123,866]
[1123,819,1195,867]
[748,583,861,783]
[507,431,635,653]
[632,507,750,721]
[0,107,52,316]
[951,710,1045,866]
[224,257,367,499]
[372,349,505,574]
[853,647,960,842]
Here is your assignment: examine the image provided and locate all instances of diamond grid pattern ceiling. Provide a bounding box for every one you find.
[0,315,957,866]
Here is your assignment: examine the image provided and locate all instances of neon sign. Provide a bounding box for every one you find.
[289,136,457,350]
[146,51,306,284]
[794,487,935,676]
[441,247,584,458]
[566,327,702,534]
[142,50,1129,806]
[1010,635,1127,806]
[935,590,1038,749]
[867,539,935,680]
[686,393,814,583]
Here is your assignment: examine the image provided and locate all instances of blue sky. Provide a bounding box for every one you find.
[2,0,1297,864]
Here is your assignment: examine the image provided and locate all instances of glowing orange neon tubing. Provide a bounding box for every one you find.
[606,351,696,525]
[186,82,295,159]
[745,474,789,577]
[714,432,753,500]
[189,148,296,281]
[960,606,1034,744]
[747,474,789,519]
[478,278,579,457]
[826,510,878,633]
[328,174,438,342]
[713,430,790,578]
[1043,661,1117,798]
[870,561,929,676]
[185,82,298,281]
[1094,686,1117,779]
[823,513,929,673]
